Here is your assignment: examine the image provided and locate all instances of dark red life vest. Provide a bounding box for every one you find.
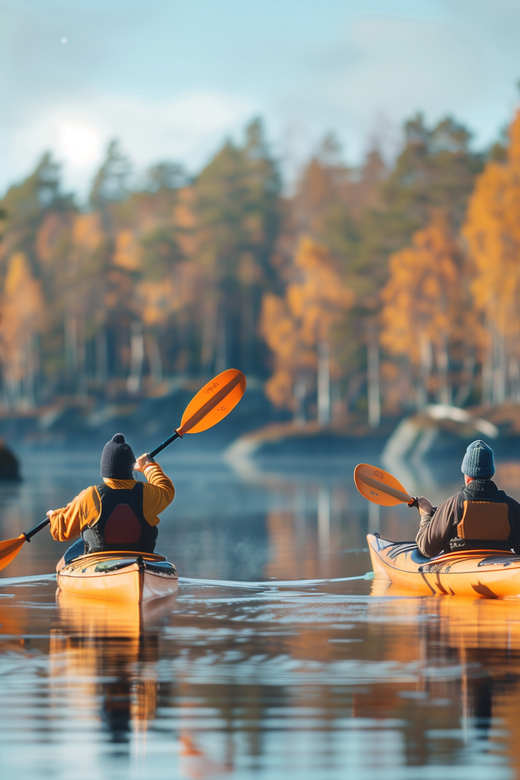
[82,482,158,553]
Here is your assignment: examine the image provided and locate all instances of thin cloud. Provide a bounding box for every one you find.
[8,90,258,197]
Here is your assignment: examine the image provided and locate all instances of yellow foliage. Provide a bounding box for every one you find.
[0,252,45,389]
[260,237,354,409]
[35,213,69,264]
[113,229,141,271]
[264,369,295,409]
[508,109,520,166]
[381,212,470,368]
[139,278,176,327]
[72,213,104,251]
[173,187,198,257]
[463,108,520,339]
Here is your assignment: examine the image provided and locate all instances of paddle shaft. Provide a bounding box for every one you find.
[359,473,415,504]
[25,517,51,541]
[150,431,180,458]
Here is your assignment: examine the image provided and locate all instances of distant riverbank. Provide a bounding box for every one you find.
[2,385,520,472]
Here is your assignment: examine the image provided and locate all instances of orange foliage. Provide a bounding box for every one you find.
[113,229,141,271]
[260,237,353,410]
[173,186,198,257]
[71,212,104,252]
[381,211,474,398]
[288,237,353,345]
[35,213,70,265]
[463,109,520,339]
[0,252,45,402]
[139,278,176,328]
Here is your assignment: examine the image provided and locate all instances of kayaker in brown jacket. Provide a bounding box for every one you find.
[47,433,175,556]
[415,440,520,558]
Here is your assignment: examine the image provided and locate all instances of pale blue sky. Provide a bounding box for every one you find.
[2,0,520,198]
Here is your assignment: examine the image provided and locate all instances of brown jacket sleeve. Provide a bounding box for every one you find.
[415,494,459,557]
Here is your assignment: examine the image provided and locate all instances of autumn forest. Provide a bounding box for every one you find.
[1,105,520,427]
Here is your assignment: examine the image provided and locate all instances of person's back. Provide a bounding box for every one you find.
[47,433,175,555]
[415,440,520,557]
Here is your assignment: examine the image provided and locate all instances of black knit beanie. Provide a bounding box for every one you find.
[100,433,135,479]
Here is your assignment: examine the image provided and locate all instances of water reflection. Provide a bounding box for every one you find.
[370,581,520,773]
[52,595,174,748]
[1,450,520,778]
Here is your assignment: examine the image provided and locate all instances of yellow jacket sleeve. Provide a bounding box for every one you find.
[48,486,101,542]
[141,461,175,526]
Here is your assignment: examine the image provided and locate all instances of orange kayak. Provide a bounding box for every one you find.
[56,550,178,603]
[367,533,520,599]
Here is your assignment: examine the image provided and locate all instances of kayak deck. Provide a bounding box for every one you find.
[56,550,178,603]
[368,533,520,598]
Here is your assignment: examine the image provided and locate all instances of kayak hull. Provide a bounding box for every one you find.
[367,533,520,599]
[56,551,178,603]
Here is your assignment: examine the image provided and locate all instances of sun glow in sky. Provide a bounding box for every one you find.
[2,0,520,199]
[60,123,100,166]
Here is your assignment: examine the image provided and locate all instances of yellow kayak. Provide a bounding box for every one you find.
[56,550,178,603]
[367,533,520,599]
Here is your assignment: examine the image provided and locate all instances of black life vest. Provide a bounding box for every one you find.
[82,482,158,554]
[449,482,512,551]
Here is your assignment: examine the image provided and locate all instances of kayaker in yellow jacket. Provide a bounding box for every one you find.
[47,433,175,556]
[415,440,520,558]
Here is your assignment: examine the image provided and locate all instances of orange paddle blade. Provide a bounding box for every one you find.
[0,534,27,572]
[354,463,415,507]
[177,368,246,435]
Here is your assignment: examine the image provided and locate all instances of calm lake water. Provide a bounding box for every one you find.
[1,446,520,779]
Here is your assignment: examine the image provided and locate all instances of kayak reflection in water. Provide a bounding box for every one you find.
[46,433,175,559]
[415,440,520,558]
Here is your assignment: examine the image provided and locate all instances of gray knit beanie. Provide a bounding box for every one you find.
[100,433,135,479]
[461,440,495,479]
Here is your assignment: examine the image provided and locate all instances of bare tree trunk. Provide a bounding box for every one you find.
[65,313,78,378]
[201,300,218,372]
[25,334,37,408]
[294,379,306,426]
[436,340,451,405]
[127,321,144,394]
[367,328,381,428]
[96,328,108,387]
[482,340,493,405]
[215,304,227,375]
[146,333,163,386]
[492,329,506,404]
[511,355,520,402]
[454,353,476,407]
[317,340,330,426]
[418,336,432,409]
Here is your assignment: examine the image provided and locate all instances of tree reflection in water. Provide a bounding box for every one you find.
[369,580,520,767]
[50,593,234,778]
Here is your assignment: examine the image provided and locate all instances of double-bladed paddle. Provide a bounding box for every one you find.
[0,368,246,572]
[353,463,418,508]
